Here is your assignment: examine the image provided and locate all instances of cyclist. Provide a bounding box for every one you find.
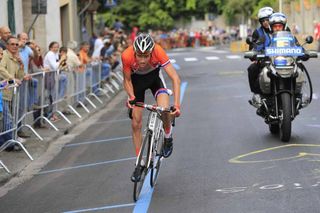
[121,33,181,182]
[247,6,273,106]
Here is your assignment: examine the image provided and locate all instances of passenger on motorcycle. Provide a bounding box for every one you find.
[247,7,274,106]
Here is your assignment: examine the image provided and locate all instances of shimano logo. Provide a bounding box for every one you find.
[266,47,303,56]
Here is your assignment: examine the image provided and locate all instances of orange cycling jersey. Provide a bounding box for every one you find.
[121,44,170,75]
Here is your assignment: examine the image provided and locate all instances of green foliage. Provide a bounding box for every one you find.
[97,0,219,31]
[219,0,257,24]
[97,0,282,29]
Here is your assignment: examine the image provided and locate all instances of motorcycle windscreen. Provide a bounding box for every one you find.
[265,31,303,57]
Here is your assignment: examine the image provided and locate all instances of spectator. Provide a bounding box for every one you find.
[88,32,97,57]
[66,41,82,108]
[58,46,74,115]
[29,44,46,128]
[0,36,26,149]
[0,26,11,50]
[113,18,124,31]
[100,38,113,81]
[130,27,139,45]
[43,41,67,122]
[314,21,320,52]
[66,41,81,68]
[92,31,104,60]
[77,41,91,106]
[17,32,34,138]
[79,41,91,65]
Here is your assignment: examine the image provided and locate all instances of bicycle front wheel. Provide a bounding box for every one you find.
[150,129,164,187]
[133,130,152,202]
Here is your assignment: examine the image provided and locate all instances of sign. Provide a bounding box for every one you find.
[265,47,304,56]
[32,0,47,14]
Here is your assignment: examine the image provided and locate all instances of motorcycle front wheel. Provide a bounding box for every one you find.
[279,93,292,142]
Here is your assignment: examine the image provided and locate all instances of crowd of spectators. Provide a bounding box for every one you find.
[0,25,128,152]
[150,26,241,49]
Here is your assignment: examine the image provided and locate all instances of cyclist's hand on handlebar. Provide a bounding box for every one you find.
[171,105,181,117]
[126,97,136,109]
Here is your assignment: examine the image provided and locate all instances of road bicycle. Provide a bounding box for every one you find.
[133,102,175,202]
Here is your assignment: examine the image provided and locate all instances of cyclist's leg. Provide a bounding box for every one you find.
[151,70,173,157]
[132,107,143,157]
[156,92,171,130]
[151,70,172,132]
[131,74,147,182]
[131,73,147,157]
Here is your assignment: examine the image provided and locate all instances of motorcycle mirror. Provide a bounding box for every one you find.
[246,36,253,45]
[305,36,313,44]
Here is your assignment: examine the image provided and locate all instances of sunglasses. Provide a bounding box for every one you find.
[9,43,19,47]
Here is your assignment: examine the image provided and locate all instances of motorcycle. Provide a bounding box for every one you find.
[245,31,318,142]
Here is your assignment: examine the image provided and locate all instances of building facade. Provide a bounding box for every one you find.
[0,0,95,51]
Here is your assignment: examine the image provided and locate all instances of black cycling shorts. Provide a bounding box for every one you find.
[131,68,167,102]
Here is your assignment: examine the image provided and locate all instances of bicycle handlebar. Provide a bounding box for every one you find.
[134,102,172,113]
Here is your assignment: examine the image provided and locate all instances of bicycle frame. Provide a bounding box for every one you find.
[133,103,172,201]
[135,109,164,168]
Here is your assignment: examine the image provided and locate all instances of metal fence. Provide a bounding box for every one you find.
[0,62,123,173]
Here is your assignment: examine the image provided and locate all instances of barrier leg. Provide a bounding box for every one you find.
[68,105,81,118]
[85,97,97,109]
[56,111,72,124]
[42,117,59,131]
[23,124,43,141]
[0,160,10,173]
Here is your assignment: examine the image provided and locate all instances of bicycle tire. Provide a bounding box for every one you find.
[150,129,164,187]
[133,130,152,202]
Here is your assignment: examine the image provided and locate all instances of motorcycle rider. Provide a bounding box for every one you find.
[247,7,274,107]
[269,12,288,33]
[269,12,310,105]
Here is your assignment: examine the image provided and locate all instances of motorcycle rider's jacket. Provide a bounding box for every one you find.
[249,26,272,51]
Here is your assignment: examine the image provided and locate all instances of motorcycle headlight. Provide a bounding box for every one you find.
[274,56,294,67]
[273,56,294,77]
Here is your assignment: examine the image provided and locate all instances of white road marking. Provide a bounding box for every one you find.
[184,57,198,62]
[226,55,241,59]
[205,56,220,60]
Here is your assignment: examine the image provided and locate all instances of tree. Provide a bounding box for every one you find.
[97,0,219,31]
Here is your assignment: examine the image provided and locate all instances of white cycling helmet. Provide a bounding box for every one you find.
[258,7,273,21]
[269,12,287,29]
[133,33,155,54]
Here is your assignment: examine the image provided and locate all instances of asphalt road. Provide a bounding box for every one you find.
[1,46,320,213]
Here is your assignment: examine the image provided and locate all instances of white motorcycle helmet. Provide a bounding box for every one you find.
[258,6,273,22]
[269,12,287,30]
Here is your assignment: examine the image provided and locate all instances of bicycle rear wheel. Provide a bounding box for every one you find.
[150,129,164,187]
[133,131,152,202]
